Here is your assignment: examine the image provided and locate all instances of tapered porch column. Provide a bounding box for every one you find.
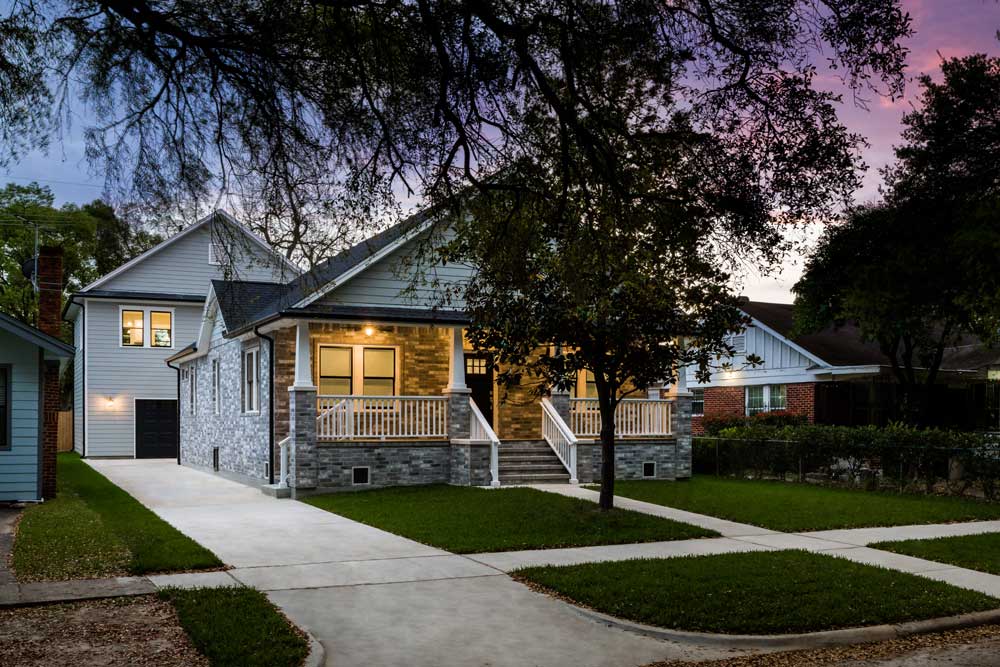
[288,321,317,496]
[444,326,471,440]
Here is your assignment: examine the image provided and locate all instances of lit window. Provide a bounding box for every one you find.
[242,348,259,412]
[584,370,598,399]
[746,384,787,415]
[363,348,395,396]
[465,357,488,375]
[121,310,144,346]
[691,388,705,416]
[319,347,352,395]
[151,311,172,347]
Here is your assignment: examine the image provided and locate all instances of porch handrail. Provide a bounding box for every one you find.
[468,398,501,488]
[276,435,290,489]
[570,397,673,437]
[316,395,449,440]
[540,398,579,484]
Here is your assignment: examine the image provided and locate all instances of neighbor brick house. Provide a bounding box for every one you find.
[168,211,692,496]
[690,301,1000,434]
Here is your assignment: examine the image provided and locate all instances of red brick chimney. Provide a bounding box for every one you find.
[37,245,63,339]
[37,245,63,499]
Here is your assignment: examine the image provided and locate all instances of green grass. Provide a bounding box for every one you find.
[874,532,1000,575]
[593,477,1000,532]
[13,453,222,580]
[160,587,309,667]
[514,550,999,635]
[304,484,716,553]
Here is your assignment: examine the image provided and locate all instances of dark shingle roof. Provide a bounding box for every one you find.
[0,312,74,357]
[742,301,1000,371]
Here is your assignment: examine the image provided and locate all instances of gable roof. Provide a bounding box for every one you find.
[0,312,74,357]
[741,301,999,371]
[80,209,300,293]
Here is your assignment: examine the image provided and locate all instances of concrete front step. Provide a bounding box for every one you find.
[500,464,569,475]
[502,473,571,484]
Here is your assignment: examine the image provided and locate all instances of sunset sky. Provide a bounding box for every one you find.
[3,1,999,301]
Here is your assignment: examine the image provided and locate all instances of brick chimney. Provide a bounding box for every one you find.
[37,245,63,499]
[37,245,63,339]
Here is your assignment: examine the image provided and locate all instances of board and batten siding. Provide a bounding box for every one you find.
[73,310,84,454]
[98,222,294,296]
[0,328,40,501]
[687,323,821,388]
[84,300,203,457]
[319,230,474,309]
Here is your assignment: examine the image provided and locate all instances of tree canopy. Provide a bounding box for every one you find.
[794,54,1000,424]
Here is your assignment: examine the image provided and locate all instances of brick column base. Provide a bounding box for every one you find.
[671,392,693,479]
[288,386,317,496]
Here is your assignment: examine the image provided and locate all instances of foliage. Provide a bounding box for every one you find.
[304,484,714,553]
[0,182,162,333]
[794,55,1000,423]
[513,551,999,634]
[700,410,808,435]
[601,477,1000,533]
[0,2,909,260]
[159,587,310,667]
[874,532,1000,577]
[13,454,222,577]
[693,423,1000,499]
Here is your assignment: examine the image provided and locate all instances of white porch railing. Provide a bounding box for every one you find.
[570,398,673,437]
[468,398,501,487]
[276,435,290,488]
[540,398,579,483]
[316,395,449,440]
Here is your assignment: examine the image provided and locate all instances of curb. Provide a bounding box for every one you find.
[572,605,1000,650]
[302,630,326,667]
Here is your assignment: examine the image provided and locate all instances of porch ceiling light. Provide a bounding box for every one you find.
[364,325,375,337]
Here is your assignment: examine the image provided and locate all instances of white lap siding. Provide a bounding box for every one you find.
[73,310,84,454]
[85,300,202,457]
[179,331,271,482]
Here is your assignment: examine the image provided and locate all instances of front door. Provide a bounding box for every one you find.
[135,399,178,459]
[465,355,494,427]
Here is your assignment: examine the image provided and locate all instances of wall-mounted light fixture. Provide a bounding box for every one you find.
[364,325,375,337]
[105,396,115,408]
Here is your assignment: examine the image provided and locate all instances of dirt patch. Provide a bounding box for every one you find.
[0,596,208,666]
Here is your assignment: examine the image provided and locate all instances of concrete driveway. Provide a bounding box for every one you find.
[88,459,739,667]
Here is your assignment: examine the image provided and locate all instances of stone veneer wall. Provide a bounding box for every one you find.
[576,440,679,483]
[179,334,271,483]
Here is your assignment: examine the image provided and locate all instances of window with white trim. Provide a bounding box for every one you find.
[317,345,398,396]
[122,310,144,346]
[242,347,260,413]
[746,384,787,415]
[211,359,220,415]
[151,311,172,347]
[119,305,174,349]
[208,240,227,266]
[362,348,395,396]
[691,388,705,416]
[319,346,352,395]
[189,365,197,415]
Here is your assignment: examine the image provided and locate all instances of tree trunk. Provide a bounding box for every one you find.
[597,390,617,511]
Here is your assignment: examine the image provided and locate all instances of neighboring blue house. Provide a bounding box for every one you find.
[0,311,74,501]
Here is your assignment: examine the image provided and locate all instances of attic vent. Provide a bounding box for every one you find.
[730,334,746,354]
[352,466,370,486]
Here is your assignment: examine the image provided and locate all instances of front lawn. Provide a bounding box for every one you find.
[514,550,999,634]
[12,453,222,580]
[304,484,716,553]
[160,587,310,667]
[874,532,1000,575]
[597,477,1000,532]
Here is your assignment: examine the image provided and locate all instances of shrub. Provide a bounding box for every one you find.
[701,410,808,435]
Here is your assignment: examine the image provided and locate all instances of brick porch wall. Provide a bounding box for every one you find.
[787,382,817,422]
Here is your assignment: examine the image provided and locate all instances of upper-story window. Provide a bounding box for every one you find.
[208,240,228,266]
[121,310,144,346]
[120,306,174,349]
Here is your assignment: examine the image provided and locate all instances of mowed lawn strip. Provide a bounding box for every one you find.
[160,587,310,667]
[304,485,716,553]
[514,550,1000,635]
[13,454,222,580]
[874,532,1000,575]
[594,477,1000,532]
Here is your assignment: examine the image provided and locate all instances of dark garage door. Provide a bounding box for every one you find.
[135,399,178,459]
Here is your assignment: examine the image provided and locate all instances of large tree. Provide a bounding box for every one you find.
[1,1,910,263]
[794,54,1000,424]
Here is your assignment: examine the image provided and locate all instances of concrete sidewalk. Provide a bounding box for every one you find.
[86,459,746,667]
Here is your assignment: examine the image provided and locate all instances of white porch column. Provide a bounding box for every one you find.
[446,326,467,391]
[293,321,316,389]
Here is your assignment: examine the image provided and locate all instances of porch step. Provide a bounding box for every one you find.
[498,440,570,485]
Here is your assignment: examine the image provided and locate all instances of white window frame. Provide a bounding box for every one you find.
[315,344,400,396]
[208,240,227,266]
[746,384,787,416]
[211,358,220,415]
[118,305,175,350]
[691,388,705,416]
[242,347,260,414]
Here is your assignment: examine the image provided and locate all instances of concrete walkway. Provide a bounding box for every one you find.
[530,484,1000,597]
[86,459,744,667]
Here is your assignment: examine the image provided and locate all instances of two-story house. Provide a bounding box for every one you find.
[64,211,299,458]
